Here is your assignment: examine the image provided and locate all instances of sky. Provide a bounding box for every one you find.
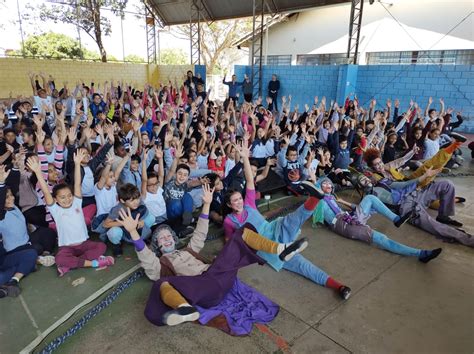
[0,0,190,61]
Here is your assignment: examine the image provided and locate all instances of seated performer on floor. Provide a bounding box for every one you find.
[223,141,352,300]
[356,170,473,247]
[311,175,442,263]
[119,184,308,334]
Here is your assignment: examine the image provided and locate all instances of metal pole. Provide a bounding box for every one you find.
[258,0,264,97]
[16,0,25,57]
[121,15,125,61]
[75,0,83,58]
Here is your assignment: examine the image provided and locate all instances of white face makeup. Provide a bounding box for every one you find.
[157,229,176,253]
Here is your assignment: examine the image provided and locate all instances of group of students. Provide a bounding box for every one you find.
[0,70,471,335]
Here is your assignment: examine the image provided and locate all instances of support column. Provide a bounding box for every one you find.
[346,0,364,64]
[250,0,265,99]
[190,0,202,65]
[336,65,359,104]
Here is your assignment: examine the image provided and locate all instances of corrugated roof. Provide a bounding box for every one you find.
[145,0,350,26]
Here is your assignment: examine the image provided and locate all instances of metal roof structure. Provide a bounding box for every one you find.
[145,0,350,26]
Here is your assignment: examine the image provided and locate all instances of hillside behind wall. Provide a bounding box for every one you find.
[0,58,196,99]
[234,64,474,133]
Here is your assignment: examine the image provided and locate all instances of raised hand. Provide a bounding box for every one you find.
[155,146,163,159]
[105,124,115,144]
[0,165,10,184]
[201,183,214,205]
[237,140,250,159]
[175,144,184,159]
[32,114,45,129]
[117,207,140,234]
[95,124,104,137]
[26,156,41,174]
[73,149,86,165]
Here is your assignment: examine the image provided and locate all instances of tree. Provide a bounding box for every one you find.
[10,32,99,60]
[171,19,252,74]
[124,54,145,63]
[160,48,187,65]
[24,0,128,62]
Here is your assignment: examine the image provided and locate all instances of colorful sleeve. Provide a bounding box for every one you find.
[244,188,257,209]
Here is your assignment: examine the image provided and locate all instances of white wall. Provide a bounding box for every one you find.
[263,0,474,63]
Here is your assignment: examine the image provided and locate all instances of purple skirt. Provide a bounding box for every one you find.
[144,229,279,334]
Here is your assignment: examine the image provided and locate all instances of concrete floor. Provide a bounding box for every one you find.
[2,155,472,353]
[46,160,474,354]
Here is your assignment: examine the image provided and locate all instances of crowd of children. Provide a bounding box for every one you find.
[0,70,471,331]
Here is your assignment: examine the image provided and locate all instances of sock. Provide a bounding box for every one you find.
[160,282,188,309]
[304,197,319,211]
[242,228,279,254]
[91,260,99,268]
[325,277,343,290]
[11,277,20,284]
[444,141,462,154]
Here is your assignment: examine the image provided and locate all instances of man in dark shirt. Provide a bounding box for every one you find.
[268,74,280,111]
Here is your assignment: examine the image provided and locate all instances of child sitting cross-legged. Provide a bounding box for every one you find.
[102,183,155,256]
[27,152,114,277]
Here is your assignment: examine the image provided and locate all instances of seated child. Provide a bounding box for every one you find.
[141,148,167,226]
[28,151,114,277]
[91,152,129,237]
[102,183,155,256]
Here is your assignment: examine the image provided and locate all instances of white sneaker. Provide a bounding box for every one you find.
[38,255,56,267]
[452,163,460,169]
[455,156,464,165]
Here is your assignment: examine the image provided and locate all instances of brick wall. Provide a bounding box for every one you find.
[356,65,474,132]
[0,58,196,99]
[235,65,340,110]
[234,64,474,133]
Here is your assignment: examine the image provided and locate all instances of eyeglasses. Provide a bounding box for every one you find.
[147,182,159,187]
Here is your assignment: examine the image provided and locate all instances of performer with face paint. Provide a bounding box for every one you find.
[311,174,442,262]
[356,172,474,247]
[118,184,308,334]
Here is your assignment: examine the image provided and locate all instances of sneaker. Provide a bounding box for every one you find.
[419,248,442,263]
[394,212,412,228]
[279,237,309,262]
[162,305,200,326]
[0,287,7,298]
[452,163,460,169]
[58,266,71,277]
[436,216,463,227]
[0,280,21,297]
[441,167,451,174]
[454,155,464,165]
[300,181,325,199]
[449,132,467,143]
[112,243,123,257]
[37,255,56,267]
[98,256,115,268]
[338,286,352,300]
[177,226,194,239]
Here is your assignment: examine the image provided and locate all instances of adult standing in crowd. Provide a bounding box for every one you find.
[268,74,280,111]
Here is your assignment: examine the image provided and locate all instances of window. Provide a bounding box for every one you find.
[366,50,474,65]
[296,53,349,65]
[254,55,292,66]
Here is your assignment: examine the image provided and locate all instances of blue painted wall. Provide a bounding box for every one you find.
[233,64,474,133]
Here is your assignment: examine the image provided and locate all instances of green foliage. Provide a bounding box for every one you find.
[23,0,129,62]
[11,32,99,60]
[124,54,146,63]
[160,49,188,65]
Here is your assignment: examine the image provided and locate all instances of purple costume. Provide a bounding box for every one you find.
[144,229,279,335]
